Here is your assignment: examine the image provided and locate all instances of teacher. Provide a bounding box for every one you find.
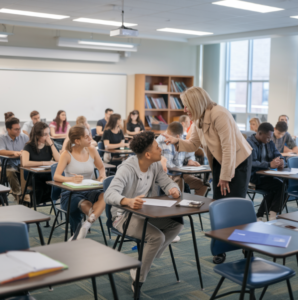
[163,87,252,200]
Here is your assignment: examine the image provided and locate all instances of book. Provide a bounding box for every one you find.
[0,251,67,285]
[156,115,167,124]
[228,229,291,248]
[63,179,103,188]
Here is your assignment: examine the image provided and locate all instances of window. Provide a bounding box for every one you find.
[225,38,271,130]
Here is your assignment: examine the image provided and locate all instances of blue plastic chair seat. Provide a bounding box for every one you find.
[214,257,295,289]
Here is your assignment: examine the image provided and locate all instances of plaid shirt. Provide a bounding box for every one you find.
[156,135,196,168]
[272,132,296,153]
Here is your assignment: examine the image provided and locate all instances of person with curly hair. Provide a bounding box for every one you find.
[104,131,182,296]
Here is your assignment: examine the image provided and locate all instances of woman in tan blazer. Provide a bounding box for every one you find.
[164,87,253,200]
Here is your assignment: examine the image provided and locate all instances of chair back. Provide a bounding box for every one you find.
[209,198,257,256]
[103,176,115,229]
[97,141,104,158]
[287,157,298,194]
[0,222,29,253]
[91,127,97,138]
[51,164,65,201]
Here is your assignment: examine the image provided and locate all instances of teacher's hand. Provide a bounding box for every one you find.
[162,133,179,146]
[217,179,230,196]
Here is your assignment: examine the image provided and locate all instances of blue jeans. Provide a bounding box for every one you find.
[61,189,102,232]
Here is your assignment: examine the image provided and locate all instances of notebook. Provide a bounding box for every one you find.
[178,166,207,171]
[63,179,103,188]
[228,229,291,248]
[0,251,67,284]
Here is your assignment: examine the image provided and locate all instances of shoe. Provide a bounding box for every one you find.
[213,253,226,264]
[130,268,137,281]
[68,235,74,242]
[88,213,97,223]
[257,217,263,222]
[131,281,143,298]
[172,235,180,243]
[76,220,92,240]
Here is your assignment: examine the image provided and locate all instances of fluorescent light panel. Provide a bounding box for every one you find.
[157,28,213,36]
[0,34,8,38]
[291,16,298,19]
[0,8,69,19]
[79,41,134,48]
[73,18,137,27]
[212,0,283,13]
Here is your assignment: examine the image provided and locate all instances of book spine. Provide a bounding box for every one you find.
[181,82,188,91]
[172,80,178,92]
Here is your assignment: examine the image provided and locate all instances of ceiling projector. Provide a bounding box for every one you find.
[110,25,138,37]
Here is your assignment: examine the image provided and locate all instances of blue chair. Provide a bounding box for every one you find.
[284,157,298,211]
[209,198,295,300]
[97,141,104,159]
[103,176,180,282]
[91,127,97,138]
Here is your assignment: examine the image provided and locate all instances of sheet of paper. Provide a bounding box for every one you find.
[178,166,207,171]
[265,170,298,175]
[142,199,177,207]
[31,168,45,171]
[64,179,103,187]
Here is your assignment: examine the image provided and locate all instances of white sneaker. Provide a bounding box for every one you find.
[68,235,74,242]
[257,217,263,222]
[77,220,92,240]
[172,236,180,243]
[130,268,137,281]
[88,213,97,223]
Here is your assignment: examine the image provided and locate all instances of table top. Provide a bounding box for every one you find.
[256,169,298,180]
[0,184,10,194]
[168,166,211,175]
[281,153,298,157]
[20,166,52,174]
[100,148,133,154]
[46,181,103,192]
[278,211,298,222]
[116,194,213,219]
[0,239,140,297]
[103,162,116,169]
[205,222,298,258]
[0,155,19,160]
[0,205,50,224]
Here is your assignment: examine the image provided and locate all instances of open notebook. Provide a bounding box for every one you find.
[0,251,67,284]
[63,179,103,188]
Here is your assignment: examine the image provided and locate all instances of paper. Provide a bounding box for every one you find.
[63,179,103,188]
[142,199,177,207]
[31,168,46,171]
[178,166,207,171]
[265,170,298,175]
[177,200,204,207]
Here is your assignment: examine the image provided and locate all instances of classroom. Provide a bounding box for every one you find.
[1,0,298,299]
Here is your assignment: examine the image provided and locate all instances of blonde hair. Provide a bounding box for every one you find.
[180,87,216,127]
[66,125,86,152]
[76,116,87,126]
[249,117,261,126]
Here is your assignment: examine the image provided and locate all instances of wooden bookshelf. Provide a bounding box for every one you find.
[134,74,194,129]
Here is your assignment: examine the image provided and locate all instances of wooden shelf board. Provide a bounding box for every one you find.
[145,91,169,94]
[145,109,168,111]
[169,109,184,112]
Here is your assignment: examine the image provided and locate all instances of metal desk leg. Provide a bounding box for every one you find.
[108,274,119,300]
[31,173,37,211]
[1,158,8,185]
[91,277,98,300]
[36,222,45,245]
[64,192,73,242]
[188,215,204,290]
[134,217,148,300]
[279,179,287,214]
[117,212,132,252]
[240,250,252,300]
[21,172,31,205]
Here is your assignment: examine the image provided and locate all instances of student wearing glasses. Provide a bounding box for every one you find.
[126,110,145,136]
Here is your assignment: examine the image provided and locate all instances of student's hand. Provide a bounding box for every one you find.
[13,151,22,157]
[45,135,53,146]
[72,174,84,183]
[270,158,280,169]
[187,160,200,166]
[160,156,168,173]
[128,195,146,209]
[217,179,230,196]
[135,127,140,133]
[169,187,180,198]
[162,133,179,146]
[98,176,106,182]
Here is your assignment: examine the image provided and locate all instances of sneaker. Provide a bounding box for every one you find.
[130,268,137,281]
[172,236,180,243]
[213,253,226,264]
[76,220,92,240]
[68,235,74,242]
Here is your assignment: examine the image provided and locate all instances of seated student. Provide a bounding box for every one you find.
[2,112,14,134]
[272,121,298,154]
[247,122,284,221]
[22,122,60,204]
[61,116,97,152]
[22,110,41,136]
[278,114,297,145]
[249,117,261,133]
[105,131,182,294]
[156,122,208,196]
[179,115,191,139]
[126,110,145,136]
[96,108,114,141]
[49,110,70,139]
[0,117,29,202]
[102,113,126,162]
[54,125,106,240]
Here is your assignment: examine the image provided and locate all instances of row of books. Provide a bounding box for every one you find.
[169,96,184,109]
[145,95,167,109]
[145,115,167,127]
[171,80,188,93]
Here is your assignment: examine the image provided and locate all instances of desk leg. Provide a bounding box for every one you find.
[36,222,45,245]
[21,172,31,205]
[32,173,37,211]
[1,158,7,185]
[117,212,132,252]
[188,215,204,290]
[279,179,287,214]
[65,192,73,242]
[91,277,98,300]
[108,274,119,300]
[240,250,252,300]
[134,217,148,300]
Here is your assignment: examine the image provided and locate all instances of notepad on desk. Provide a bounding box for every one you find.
[63,179,103,188]
[178,166,207,171]
[265,170,298,175]
[0,251,67,284]
[142,199,177,207]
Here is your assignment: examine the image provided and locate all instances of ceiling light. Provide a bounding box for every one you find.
[73,18,137,27]
[212,0,283,13]
[79,41,134,48]
[0,34,8,38]
[157,28,213,36]
[290,16,298,19]
[0,8,69,19]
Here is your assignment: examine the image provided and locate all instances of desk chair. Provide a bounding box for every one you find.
[97,142,104,159]
[91,127,96,139]
[284,157,298,212]
[209,198,295,300]
[103,176,180,283]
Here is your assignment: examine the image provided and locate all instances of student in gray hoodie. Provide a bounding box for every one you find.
[104,131,183,294]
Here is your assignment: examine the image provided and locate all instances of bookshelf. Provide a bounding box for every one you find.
[134,74,194,130]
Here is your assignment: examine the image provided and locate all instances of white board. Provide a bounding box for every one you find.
[0,69,127,121]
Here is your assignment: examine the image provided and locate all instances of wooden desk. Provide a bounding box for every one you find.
[278,211,298,222]
[205,222,298,300]
[0,155,19,185]
[116,194,214,297]
[0,239,141,300]
[0,205,50,245]
[0,184,10,205]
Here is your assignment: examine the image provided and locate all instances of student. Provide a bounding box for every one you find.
[179,115,191,139]
[2,112,14,134]
[272,121,298,154]
[61,116,97,152]
[0,117,29,202]
[96,108,114,138]
[279,114,289,124]
[126,110,145,136]
[102,113,126,162]
[247,122,284,221]
[249,117,261,133]
[22,111,41,136]
[49,110,70,139]
[54,125,106,239]
[105,131,182,294]
[22,122,60,204]
[156,122,208,196]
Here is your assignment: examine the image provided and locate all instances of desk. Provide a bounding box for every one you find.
[0,205,50,245]
[0,239,141,300]
[205,222,298,300]
[116,194,214,298]
[100,148,133,155]
[0,155,19,185]
[103,162,116,176]
[278,211,298,222]
[0,184,10,205]
[281,153,298,157]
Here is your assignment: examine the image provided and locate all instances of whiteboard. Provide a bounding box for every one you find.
[0,69,127,121]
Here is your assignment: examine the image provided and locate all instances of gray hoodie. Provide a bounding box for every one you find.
[104,156,180,219]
